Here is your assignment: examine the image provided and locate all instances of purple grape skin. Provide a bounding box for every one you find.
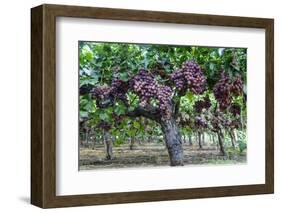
[171,60,206,94]
[213,71,243,110]
[91,77,129,108]
[129,69,173,118]
[194,96,211,113]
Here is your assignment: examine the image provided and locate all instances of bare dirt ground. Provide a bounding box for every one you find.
[79,143,246,170]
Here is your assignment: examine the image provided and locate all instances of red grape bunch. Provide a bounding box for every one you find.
[91,86,113,108]
[194,116,208,129]
[129,69,156,107]
[194,96,211,113]
[213,71,243,110]
[96,121,112,131]
[229,119,240,129]
[130,69,173,118]
[213,72,232,110]
[210,111,225,131]
[231,76,243,96]
[223,114,241,130]
[91,78,129,108]
[229,103,241,116]
[110,78,129,105]
[112,113,124,127]
[171,60,206,94]
[79,84,93,95]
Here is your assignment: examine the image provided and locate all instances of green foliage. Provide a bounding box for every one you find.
[79,41,247,146]
[237,131,247,153]
[238,141,247,153]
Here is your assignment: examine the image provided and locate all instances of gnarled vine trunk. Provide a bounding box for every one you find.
[202,132,205,145]
[198,132,203,149]
[160,117,184,166]
[182,134,187,143]
[126,105,184,166]
[188,134,193,146]
[229,129,236,148]
[103,130,113,160]
[130,136,136,150]
[217,131,226,156]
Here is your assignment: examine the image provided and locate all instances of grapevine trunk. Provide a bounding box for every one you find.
[198,132,203,149]
[103,130,113,160]
[229,130,236,148]
[130,136,136,150]
[160,117,184,166]
[217,131,226,156]
[188,134,192,146]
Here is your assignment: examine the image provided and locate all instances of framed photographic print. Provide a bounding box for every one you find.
[31,4,274,208]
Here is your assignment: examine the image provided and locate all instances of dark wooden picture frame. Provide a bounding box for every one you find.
[31,4,274,208]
